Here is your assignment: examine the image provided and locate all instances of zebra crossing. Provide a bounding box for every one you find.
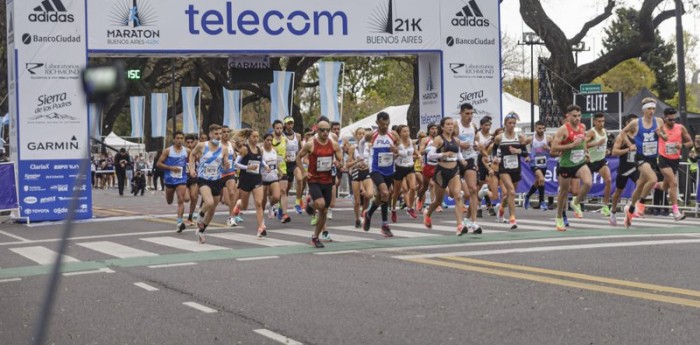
[3,215,699,268]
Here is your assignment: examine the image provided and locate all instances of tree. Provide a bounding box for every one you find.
[592,59,656,100]
[520,0,679,116]
[0,2,8,117]
[601,7,677,100]
[503,77,538,103]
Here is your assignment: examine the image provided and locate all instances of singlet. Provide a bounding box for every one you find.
[498,132,521,172]
[396,140,415,168]
[634,117,659,158]
[272,135,288,175]
[221,142,236,176]
[458,120,478,160]
[284,131,300,162]
[308,138,335,184]
[163,145,188,185]
[659,123,682,160]
[618,135,637,176]
[197,142,223,181]
[261,147,279,182]
[559,122,587,168]
[477,131,493,166]
[352,140,369,172]
[589,128,608,163]
[370,131,396,176]
[423,137,439,166]
[530,134,549,168]
[240,144,262,176]
[437,135,460,162]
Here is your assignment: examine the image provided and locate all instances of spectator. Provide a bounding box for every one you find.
[152,150,165,191]
[131,170,146,196]
[114,148,131,196]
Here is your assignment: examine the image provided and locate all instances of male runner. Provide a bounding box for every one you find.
[363,111,398,237]
[283,116,304,214]
[184,134,200,226]
[457,103,482,233]
[156,131,190,233]
[220,126,239,227]
[610,114,639,225]
[272,120,292,223]
[524,121,551,210]
[585,113,613,216]
[658,107,693,220]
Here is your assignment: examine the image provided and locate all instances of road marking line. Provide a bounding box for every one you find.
[182,302,217,314]
[0,278,21,283]
[141,237,227,252]
[63,268,115,276]
[236,256,279,261]
[9,246,80,265]
[207,233,299,247]
[405,257,700,309]
[396,222,508,234]
[441,256,700,299]
[133,282,159,291]
[314,250,359,255]
[393,238,700,259]
[329,225,434,238]
[77,241,158,259]
[0,231,30,242]
[558,217,657,228]
[275,229,371,242]
[514,218,614,230]
[253,329,303,345]
[148,262,197,269]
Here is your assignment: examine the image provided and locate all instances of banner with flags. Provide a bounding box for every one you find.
[130,96,145,138]
[88,104,102,139]
[151,93,168,137]
[182,87,200,134]
[223,88,242,129]
[270,71,294,124]
[1,113,8,125]
[318,61,343,123]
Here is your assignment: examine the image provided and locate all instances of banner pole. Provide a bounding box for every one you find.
[339,62,346,125]
[197,88,202,134]
[289,72,296,119]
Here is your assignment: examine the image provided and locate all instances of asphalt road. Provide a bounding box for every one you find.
[1,189,700,344]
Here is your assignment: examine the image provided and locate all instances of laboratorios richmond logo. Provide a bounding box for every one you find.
[107,0,160,45]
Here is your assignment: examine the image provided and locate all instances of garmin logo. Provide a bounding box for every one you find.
[28,136,80,151]
[186,2,348,36]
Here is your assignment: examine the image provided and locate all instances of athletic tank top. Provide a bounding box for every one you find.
[272,135,287,174]
[560,122,587,168]
[261,147,279,182]
[163,145,188,185]
[438,135,460,162]
[457,121,477,160]
[396,141,415,167]
[197,142,223,181]
[530,134,549,168]
[635,117,658,158]
[308,138,335,184]
[241,144,262,175]
[659,123,682,160]
[423,137,439,166]
[222,142,236,176]
[618,135,637,176]
[370,132,396,176]
[498,132,521,172]
[284,132,299,162]
[589,128,608,163]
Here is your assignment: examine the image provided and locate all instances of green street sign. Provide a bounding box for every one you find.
[580,83,602,94]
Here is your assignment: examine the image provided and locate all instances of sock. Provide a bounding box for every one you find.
[538,186,545,204]
[187,213,193,220]
[296,198,301,205]
[484,195,491,207]
[177,218,182,224]
[368,200,380,217]
[672,204,679,213]
[381,202,389,223]
[526,185,537,199]
[629,205,636,214]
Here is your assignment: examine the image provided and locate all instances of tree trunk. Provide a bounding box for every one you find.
[407,60,420,137]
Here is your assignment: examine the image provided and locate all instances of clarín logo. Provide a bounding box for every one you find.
[30,0,74,23]
[452,0,490,27]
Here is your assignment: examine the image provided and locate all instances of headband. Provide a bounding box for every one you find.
[642,102,656,111]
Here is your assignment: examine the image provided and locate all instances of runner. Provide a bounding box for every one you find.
[220,126,240,227]
[271,120,292,223]
[491,112,528,229]
[261,133,282,222]
[423,117,469,235]
[346,128,374,228]
[475,117,497,217]
[551,105,593,231]
[620,98,669,228]
[456,103,482,232]
[363,111,398,237]
[184,134,200,226]
[282,116,305,214]
[657,107,693,220]
[610,114,640,225]
[189,124,229,244]
[414,130,426,204]
[391,125,419,221]
[329,121,343,220]
[296,120,343,248]
[156,131,191,233]
[416,123,438,211]
[524,121,551,210]
[234,129,269,238]
[585,113,613,216]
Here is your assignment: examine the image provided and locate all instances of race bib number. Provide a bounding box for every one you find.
[597,144,607,153]
[642,141,658,156]
[665,143,679,155]
[247,160,261,175]
[204,165,218,178]
[171,167,183,179]
[571,150,585,164]
[626,150,636,163]
[535,156,547,168]
[503,155,519,169]
[317,156,333,172]
[286,151,296,161]
[398,156,412,166]
[378,152,394,167]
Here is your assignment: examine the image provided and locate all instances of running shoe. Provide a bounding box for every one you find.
[472,223,483,234]
[478,184,489,199]
[600,205,611,217]
[673,211,686,221]
[436,205,443,213]
[310,237,325,248]
[416,198,424,211]
[623,205,633,228]
[281,214,291,223]
[195,223,206,244]
[305,202,315,216]
[226,216,238,227]
[295,204,303,214]
[185,219,195,226]
[497,206,505,223]
[524,198,530,210]
[363,210,371,232]
[176,222,186,233]
[310,215,318,226]
[355,219,362,228]
[509,217,518,230]
[277,204,283,220]
[571,197,583,219]
[555,218,566,231]
[257,227,267,239]
[563,212,569,227]
[488,207,497,217]
[267,206,275,219]
[321,231,333,242]
[192,212,199,222]
[457,224,468,236]
[609,213,617,226]
[380,224,394,238]
[391,210,397,223]
[406,208,418,219]
[541,203,549,211]
[423,209,432,229]
[234,215,244,224]
[635,202,646,217]
[328,208,334,220]
[477,209,483,218]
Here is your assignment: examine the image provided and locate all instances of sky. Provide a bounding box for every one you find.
[499,0,699,75]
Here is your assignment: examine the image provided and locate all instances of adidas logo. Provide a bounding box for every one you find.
[29,0,74,23]
[452,0,490,27]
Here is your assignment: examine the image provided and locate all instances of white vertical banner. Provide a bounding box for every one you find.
[223,88,242,129]
[318,61,343,123]
[151,93,168,137]
[88,104,102,139]
[181,87,200,134]
[130,96,145,138]
[418,55,443,132]
[270,71,294,124]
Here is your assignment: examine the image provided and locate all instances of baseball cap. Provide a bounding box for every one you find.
[283,116,294,124]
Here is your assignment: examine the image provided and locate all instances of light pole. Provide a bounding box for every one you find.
[675,0,687,127]
[518,32,544,132]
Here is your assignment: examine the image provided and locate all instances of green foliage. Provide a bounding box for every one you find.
[592,59,656,100]
[503,78,538,103]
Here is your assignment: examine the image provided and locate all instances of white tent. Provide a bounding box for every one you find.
[104,132,145,156]
[502,92,540,132]
[339,105,409,139]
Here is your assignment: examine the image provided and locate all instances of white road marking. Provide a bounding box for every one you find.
[514,218,613,230]
[275,229,371,242]
[77,241,158,258]
[133,282,159,291]
[141,237,227,252]
[0,231,30,242]
[182,302,217,314]
[9,246,80,265]
[0,278,22,283]
[253,329,303,345]
[396,222,508,234]
[329,225,434,237]
[315,250,360,255]
[147,262,197,269]
[207,233,299,247]
[558,217,656,228]
[63,268,115,276]
[237,256,280,261]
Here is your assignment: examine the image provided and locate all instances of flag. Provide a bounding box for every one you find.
[1,113,9,125]
[151,93,168,137]
[270,71,294,124]
[318,61,343,123]
[129,96,145,138]
[223,88,242,129]
[88,104,102,139]
[182,87,200,134]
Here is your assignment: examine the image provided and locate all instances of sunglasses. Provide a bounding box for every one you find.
[666,118,677,122]
[318,128,330,132]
